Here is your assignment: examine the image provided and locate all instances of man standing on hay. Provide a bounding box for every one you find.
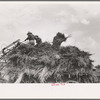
[52,32,71,49]
[25,31,42,46]
[34,35,42,46]
[25,31,35,45]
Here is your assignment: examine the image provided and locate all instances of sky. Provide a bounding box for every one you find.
[0,1,100,66]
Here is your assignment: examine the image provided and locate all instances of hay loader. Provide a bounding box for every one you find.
[0,39,20,62]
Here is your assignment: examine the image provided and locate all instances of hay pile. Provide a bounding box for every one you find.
[0,32,98,83]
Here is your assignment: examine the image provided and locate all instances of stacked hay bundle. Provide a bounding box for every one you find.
[0,32,98,83]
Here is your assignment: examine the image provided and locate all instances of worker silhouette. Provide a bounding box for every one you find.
[52,32,71,49]
[34,35,42,46]
[25,32,35,45]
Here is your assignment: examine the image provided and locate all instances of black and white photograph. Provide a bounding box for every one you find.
[0,1,100,84]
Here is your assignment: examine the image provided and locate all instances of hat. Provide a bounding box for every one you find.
[35,35,38,38]
[27,31,32,35]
